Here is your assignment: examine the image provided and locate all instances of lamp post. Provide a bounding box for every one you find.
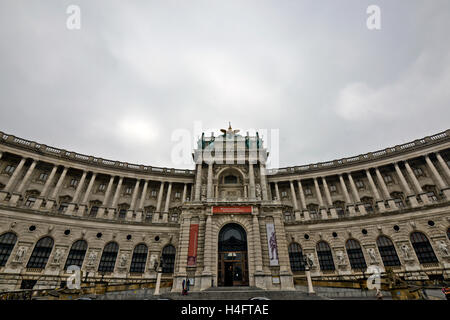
[154,258,163,296]
[304,256,315,295]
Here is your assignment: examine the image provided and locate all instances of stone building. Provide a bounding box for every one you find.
[0,125,449,292]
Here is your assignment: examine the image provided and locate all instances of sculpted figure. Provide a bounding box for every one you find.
[336,250,345,265]
[120,253,128,267]
[401,244,411,259]
[87,251,97,266]
[367,248,377,263]
[306,253,315,267]
[53,248,65,264]
[255,184,261,199]
[15,246,27,262]
[437,241,449,256]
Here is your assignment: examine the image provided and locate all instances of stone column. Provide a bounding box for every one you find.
[339,174,356,215]
[108,176,123,219]
[425,155,450,198]
[365,169,386,212]
[78,172,98,216]
[322,177,337,218]
[33,165,58,210]
[154,181,165,222]
[297,180,310,220]
[194,163,202,201]
[45,167,68,210]
[98,176,115,217]
[347,173,367,214]
[404,161,429,204]
[0,158,26,201]
[394,163,419,207]
[136,180,148,222]
[66,171,87,215]
[127,179,141,220]
[436,152,450,182]
[206,162,213,200]
[375,168,396,209]
[289,180,299,211]
[162,182,172,222]
[313,178,328,219]
[259,163,269,200]
[182,183,187,203]
[273,215,295,290]
[9,159,37,205]
[249,161,256,200]
[274,182,280,201]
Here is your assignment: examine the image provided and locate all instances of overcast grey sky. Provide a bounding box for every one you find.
[0,0,449,169]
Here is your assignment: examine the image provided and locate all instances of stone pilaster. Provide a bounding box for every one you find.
[33,165,58,210]
[404,161,430,205]
[365,169,386,212]
[9,159,37,205]
[375,168,396,209]
[322,177,337,218]
[347,173,367,215]
[394,162,418,207]
[45,167,68,210]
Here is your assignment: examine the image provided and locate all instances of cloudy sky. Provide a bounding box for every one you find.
[0,0,449,169]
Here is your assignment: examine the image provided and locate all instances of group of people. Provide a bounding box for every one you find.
[181,279,191,296]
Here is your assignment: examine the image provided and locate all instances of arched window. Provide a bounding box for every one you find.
[64,240,88,270]
[316,241,335,271]
[161,245,176,273]
[98,242,119,272]
[376,236,401,267]
[288,243,305,272]
[27,237,54,269]
[224,175,238,184]
[130,244,148,273]
[345,239,367,270]
[410,232,438,264]
[0,232,17,267]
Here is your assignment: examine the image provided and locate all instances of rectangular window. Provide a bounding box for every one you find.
[355,180,364,189]
[281,191,288,198]
[383,175,392,183]
[170,213,178,222]
[58,203,69,212]
[175,192,181,199]
[119,209,127,219]
[304,188,312,195]
[70,179,78,187]
[38,173,48,181]
[98,184,106,191]
[151,190,157,197]
[25,197,36,207]
[427,192,438,202]
[413,168,423,177]
[329,184,336,192]
[4,165,15,174]
[125,187,132,195]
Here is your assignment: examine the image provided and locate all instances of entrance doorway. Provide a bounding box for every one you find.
[218,223,249,286]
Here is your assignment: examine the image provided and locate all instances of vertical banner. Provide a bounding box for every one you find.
[187,224,199,266]
[266,223,279,266]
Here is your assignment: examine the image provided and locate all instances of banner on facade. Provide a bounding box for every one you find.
[187,224,199,266]
[212,206,252,214]
[266,223,279,266]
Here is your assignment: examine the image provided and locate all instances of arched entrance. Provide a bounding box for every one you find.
[218,223,249,286]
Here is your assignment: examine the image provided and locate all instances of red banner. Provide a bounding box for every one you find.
[187,224,199,266]
[212,206,252,214]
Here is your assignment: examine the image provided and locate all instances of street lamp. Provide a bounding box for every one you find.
[303,255,315,295]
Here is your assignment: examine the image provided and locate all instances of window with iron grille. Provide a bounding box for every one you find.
[0,232,17,267]
[25,197,36,207]
[161,245,176,273]
[316,241,335,271]
[27,237,54,269]
[376,236,401,267]
[130,244,148,273]
[410,232,438,264]
[345,239,367,270]
[98,242,119,272]
[4,165,15,174]
[288,243,305,272]
[64,240,88,269]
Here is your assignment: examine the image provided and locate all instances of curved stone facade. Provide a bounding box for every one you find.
[0,128,449,292]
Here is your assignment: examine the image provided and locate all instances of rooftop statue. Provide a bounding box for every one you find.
[220,122,240,137]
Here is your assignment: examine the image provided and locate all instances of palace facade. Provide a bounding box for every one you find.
[0,126,449,292]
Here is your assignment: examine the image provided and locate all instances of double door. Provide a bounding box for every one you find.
[218,251,249,286]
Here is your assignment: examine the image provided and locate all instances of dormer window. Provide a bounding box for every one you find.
[224,175,238,184]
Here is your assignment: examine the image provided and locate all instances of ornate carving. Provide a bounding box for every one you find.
[14,246,27,263]
[119,253,128,267]
[87,251,98,266]
[52,248,65,264]
[401,244,413,260]
[437,240,449,257]
[336,250,346,266]
[367,247,377,264]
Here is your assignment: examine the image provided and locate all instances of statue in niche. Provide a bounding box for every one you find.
[336,250,345,265]
[437,241,449,256]
[255,184,261,199]
[120,253,128,267]
[14,246,27,262]
[201,185,207,200]
[87,251,97,266]
[53,248,65,264]
[306,253,315,267]
[367,248,377,263]
[401,244,411,260]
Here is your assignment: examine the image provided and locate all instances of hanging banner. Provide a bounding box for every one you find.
[266,223,279,266]
[187,224,199,266]
[212,206,252,214]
